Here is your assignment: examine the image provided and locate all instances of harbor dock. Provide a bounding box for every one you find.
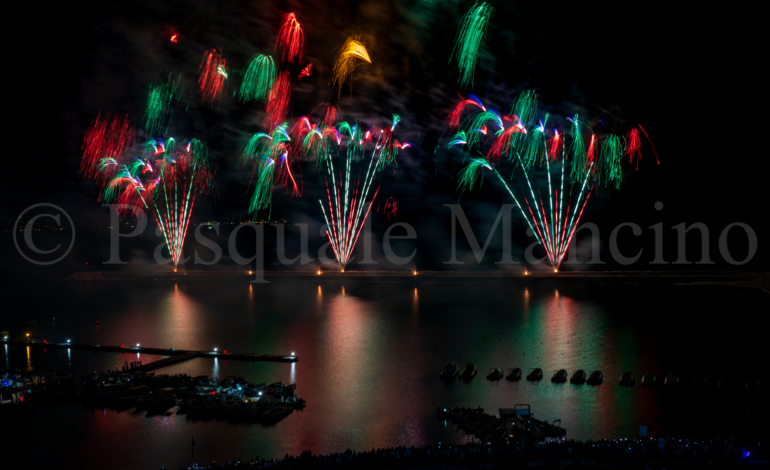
[1,339,298,368]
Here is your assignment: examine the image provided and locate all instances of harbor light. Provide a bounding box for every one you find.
[67,339,71,343]
[553,268,558,273]
[525,268,529,276]
[174,268,177,273]
[317,270,321,275]
[136,343,140,348]
[291,352,295,356]
[214,348,218,352]
[413,270,417,275]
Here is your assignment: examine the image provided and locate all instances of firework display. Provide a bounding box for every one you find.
[330,35,371,97]
[82,132,214,266]
[448,91,656,269]
[238,109,409,268]
[78,5,656,274]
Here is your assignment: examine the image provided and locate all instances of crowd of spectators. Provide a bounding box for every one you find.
[170,437,766,469]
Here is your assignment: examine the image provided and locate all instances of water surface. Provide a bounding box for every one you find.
[3,279,766,469]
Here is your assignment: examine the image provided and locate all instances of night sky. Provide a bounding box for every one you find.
[4,0,765,282]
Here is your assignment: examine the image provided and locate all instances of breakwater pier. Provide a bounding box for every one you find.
[1,339,298,371]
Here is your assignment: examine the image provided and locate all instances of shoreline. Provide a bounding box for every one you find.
[61,270,770,292]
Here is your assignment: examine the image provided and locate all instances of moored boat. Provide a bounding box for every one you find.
[570,369,586,384]
[505,368,522,381]
[486,368,503,381]
[619,371,635,387]
[551,369,568,383]
[587,370,603,385]
[664,374,679,387]
[526,368,543,381]
[641,373,657,388]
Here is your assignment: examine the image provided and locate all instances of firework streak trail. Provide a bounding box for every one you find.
[318,149,380,269]
[316,114,408,267]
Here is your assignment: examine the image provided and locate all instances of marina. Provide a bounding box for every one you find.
[1,360,304,424]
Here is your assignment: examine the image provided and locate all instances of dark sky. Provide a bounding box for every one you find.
[4,0,766,281]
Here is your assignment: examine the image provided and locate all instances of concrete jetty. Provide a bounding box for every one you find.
[1,339,298,370]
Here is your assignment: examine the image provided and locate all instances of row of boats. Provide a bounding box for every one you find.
[620,372,761,390]
[440,362,603,384]
[441,363,762,390]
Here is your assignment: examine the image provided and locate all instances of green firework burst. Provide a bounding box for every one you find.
[450,2,494,88]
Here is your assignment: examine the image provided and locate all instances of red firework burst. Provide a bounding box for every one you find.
[275,13,305,64]
[298,62,312,81]
[199,49,227,106]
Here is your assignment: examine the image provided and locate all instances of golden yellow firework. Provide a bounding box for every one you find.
[330,35,371,97]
